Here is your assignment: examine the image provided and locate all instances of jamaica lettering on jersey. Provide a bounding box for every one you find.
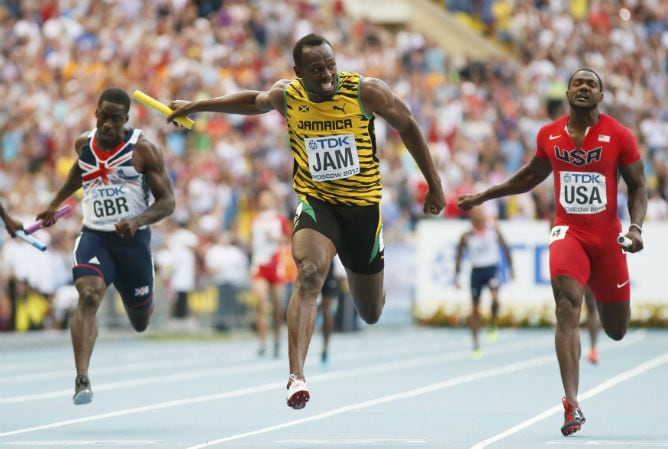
[284,72,382,206]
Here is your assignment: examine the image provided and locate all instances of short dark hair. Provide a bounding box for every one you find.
[98,88,131,112]
[292,33,333,68]
[568,68,603,92]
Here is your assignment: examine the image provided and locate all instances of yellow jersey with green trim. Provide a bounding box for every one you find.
[283,72,382,206]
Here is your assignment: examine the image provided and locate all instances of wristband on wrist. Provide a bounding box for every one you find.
[629,223,642,234]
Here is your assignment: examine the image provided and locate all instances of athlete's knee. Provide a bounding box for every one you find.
[554,296,581,326]
[128,310,151,332]
[132,320,150,333]
[602,322,627,341]
[358,307,381,324]
[355,293,385,324]
[296,259,325,296]
[77,285,103,311]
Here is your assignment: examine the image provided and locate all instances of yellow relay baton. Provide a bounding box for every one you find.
[132,90,195,130]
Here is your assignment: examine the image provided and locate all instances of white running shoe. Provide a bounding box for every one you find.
[286,374,310,409]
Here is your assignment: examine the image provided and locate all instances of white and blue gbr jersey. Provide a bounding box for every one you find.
[79,128,152,231]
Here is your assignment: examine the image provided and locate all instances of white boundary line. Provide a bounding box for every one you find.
[0,333,554,405]
[0,440,160,446]
[469,351,668,449]
[0,330,657,448]
[182,355,558,449]
[0,347,555,440]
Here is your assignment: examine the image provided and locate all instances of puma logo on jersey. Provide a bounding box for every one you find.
[333,104,346,113]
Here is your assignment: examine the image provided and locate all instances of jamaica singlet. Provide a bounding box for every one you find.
[284,72,382,206]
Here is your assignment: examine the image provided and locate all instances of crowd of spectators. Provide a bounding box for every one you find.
[0,0,666,330]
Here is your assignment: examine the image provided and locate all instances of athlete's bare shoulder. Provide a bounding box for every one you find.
[271,79,293,90]
[360,77,393,101]
[263,78,295,115]
[74,131,91,155]
[133,132,165,173]
[359,76,404,116]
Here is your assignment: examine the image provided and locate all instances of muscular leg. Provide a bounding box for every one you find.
[345,269,385,324]
[552,274,585,406]
[583,286,600,349]
[126,303,153,332]
[596,300,630,341]
[71,276,106,376]
[489,288,500,329]
[253,277,271,352]
[321,294,335,358]
[470,299,481,350]
[270,282,286,355]
[287,229,336,381]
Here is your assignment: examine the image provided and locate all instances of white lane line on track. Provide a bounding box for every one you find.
[274,438,429,445]
[182,355,558,449]
[0,328,462,385]
[0,337,556,439]
[0,332,555,405]
[1,440,160,446]
[468,350,668,449]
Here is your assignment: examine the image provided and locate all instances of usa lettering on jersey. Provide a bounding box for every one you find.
[554,146,602,166]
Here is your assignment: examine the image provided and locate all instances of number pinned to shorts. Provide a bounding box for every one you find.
[549,225,569,244]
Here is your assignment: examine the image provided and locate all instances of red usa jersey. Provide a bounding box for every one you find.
[536,114,640,229]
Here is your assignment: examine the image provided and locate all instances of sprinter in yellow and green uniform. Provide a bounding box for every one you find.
[167,33,446,410]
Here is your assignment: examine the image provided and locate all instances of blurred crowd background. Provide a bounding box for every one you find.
[0,0,666,331]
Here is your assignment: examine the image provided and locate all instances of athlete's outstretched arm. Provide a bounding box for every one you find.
[458,156,552,210]
[361,77,445,215]
[166,80,290,121]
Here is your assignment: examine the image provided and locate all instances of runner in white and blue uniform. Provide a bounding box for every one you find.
[36,88,175,406]
[455,207,514,358]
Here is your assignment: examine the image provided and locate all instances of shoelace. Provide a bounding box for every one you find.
[289,374,302,384]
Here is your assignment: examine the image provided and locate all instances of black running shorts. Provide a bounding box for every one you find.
[292,196,384,275]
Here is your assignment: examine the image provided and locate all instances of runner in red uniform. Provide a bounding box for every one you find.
[457,68,648,436]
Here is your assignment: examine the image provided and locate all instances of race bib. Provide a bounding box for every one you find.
[559,171,607,214]
[305,134,360,182]
[549,225,569,244]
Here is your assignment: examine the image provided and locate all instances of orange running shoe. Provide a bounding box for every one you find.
[587,347,599,364]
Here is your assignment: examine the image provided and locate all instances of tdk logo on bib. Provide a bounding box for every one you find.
[305,134,360,181]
